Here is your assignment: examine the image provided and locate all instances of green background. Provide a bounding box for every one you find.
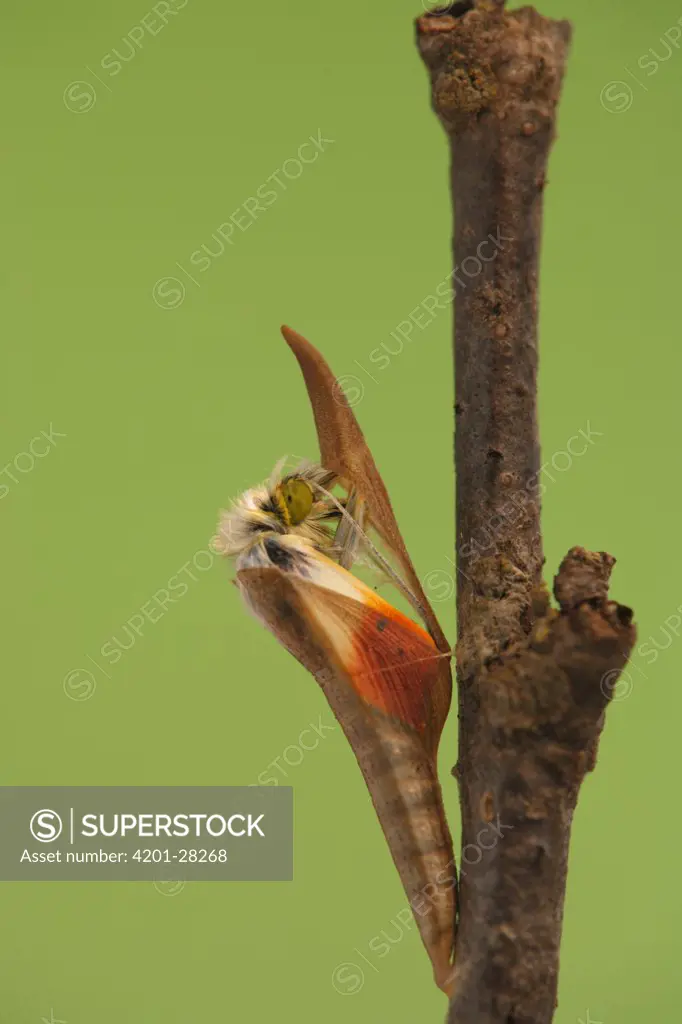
[1,0,679,1020]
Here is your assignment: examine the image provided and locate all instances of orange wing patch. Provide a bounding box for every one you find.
[348,603,444,736]
[298,582,444,739]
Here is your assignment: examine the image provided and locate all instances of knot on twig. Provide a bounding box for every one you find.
[472,546,636,741]
[553,546,616,611]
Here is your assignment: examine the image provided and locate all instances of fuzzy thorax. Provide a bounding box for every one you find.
[212,459,340,568]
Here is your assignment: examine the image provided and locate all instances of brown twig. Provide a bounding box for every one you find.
[416,3,636,1020]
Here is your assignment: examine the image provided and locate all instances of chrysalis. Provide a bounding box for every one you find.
[214,327,456,994]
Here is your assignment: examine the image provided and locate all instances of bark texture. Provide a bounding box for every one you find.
[416,3,636,1021]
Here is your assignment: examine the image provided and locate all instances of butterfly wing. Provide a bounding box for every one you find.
[237,553,456,994]
[290,552,447,757]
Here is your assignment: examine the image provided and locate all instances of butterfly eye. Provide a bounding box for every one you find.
[278,478,314,525]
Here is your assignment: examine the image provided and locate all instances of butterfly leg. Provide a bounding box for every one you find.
[334,488,366,569]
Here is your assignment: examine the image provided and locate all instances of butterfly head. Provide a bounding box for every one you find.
[213,460,340,566]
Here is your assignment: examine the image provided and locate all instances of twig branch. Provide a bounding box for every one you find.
[416,3,636,1020]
